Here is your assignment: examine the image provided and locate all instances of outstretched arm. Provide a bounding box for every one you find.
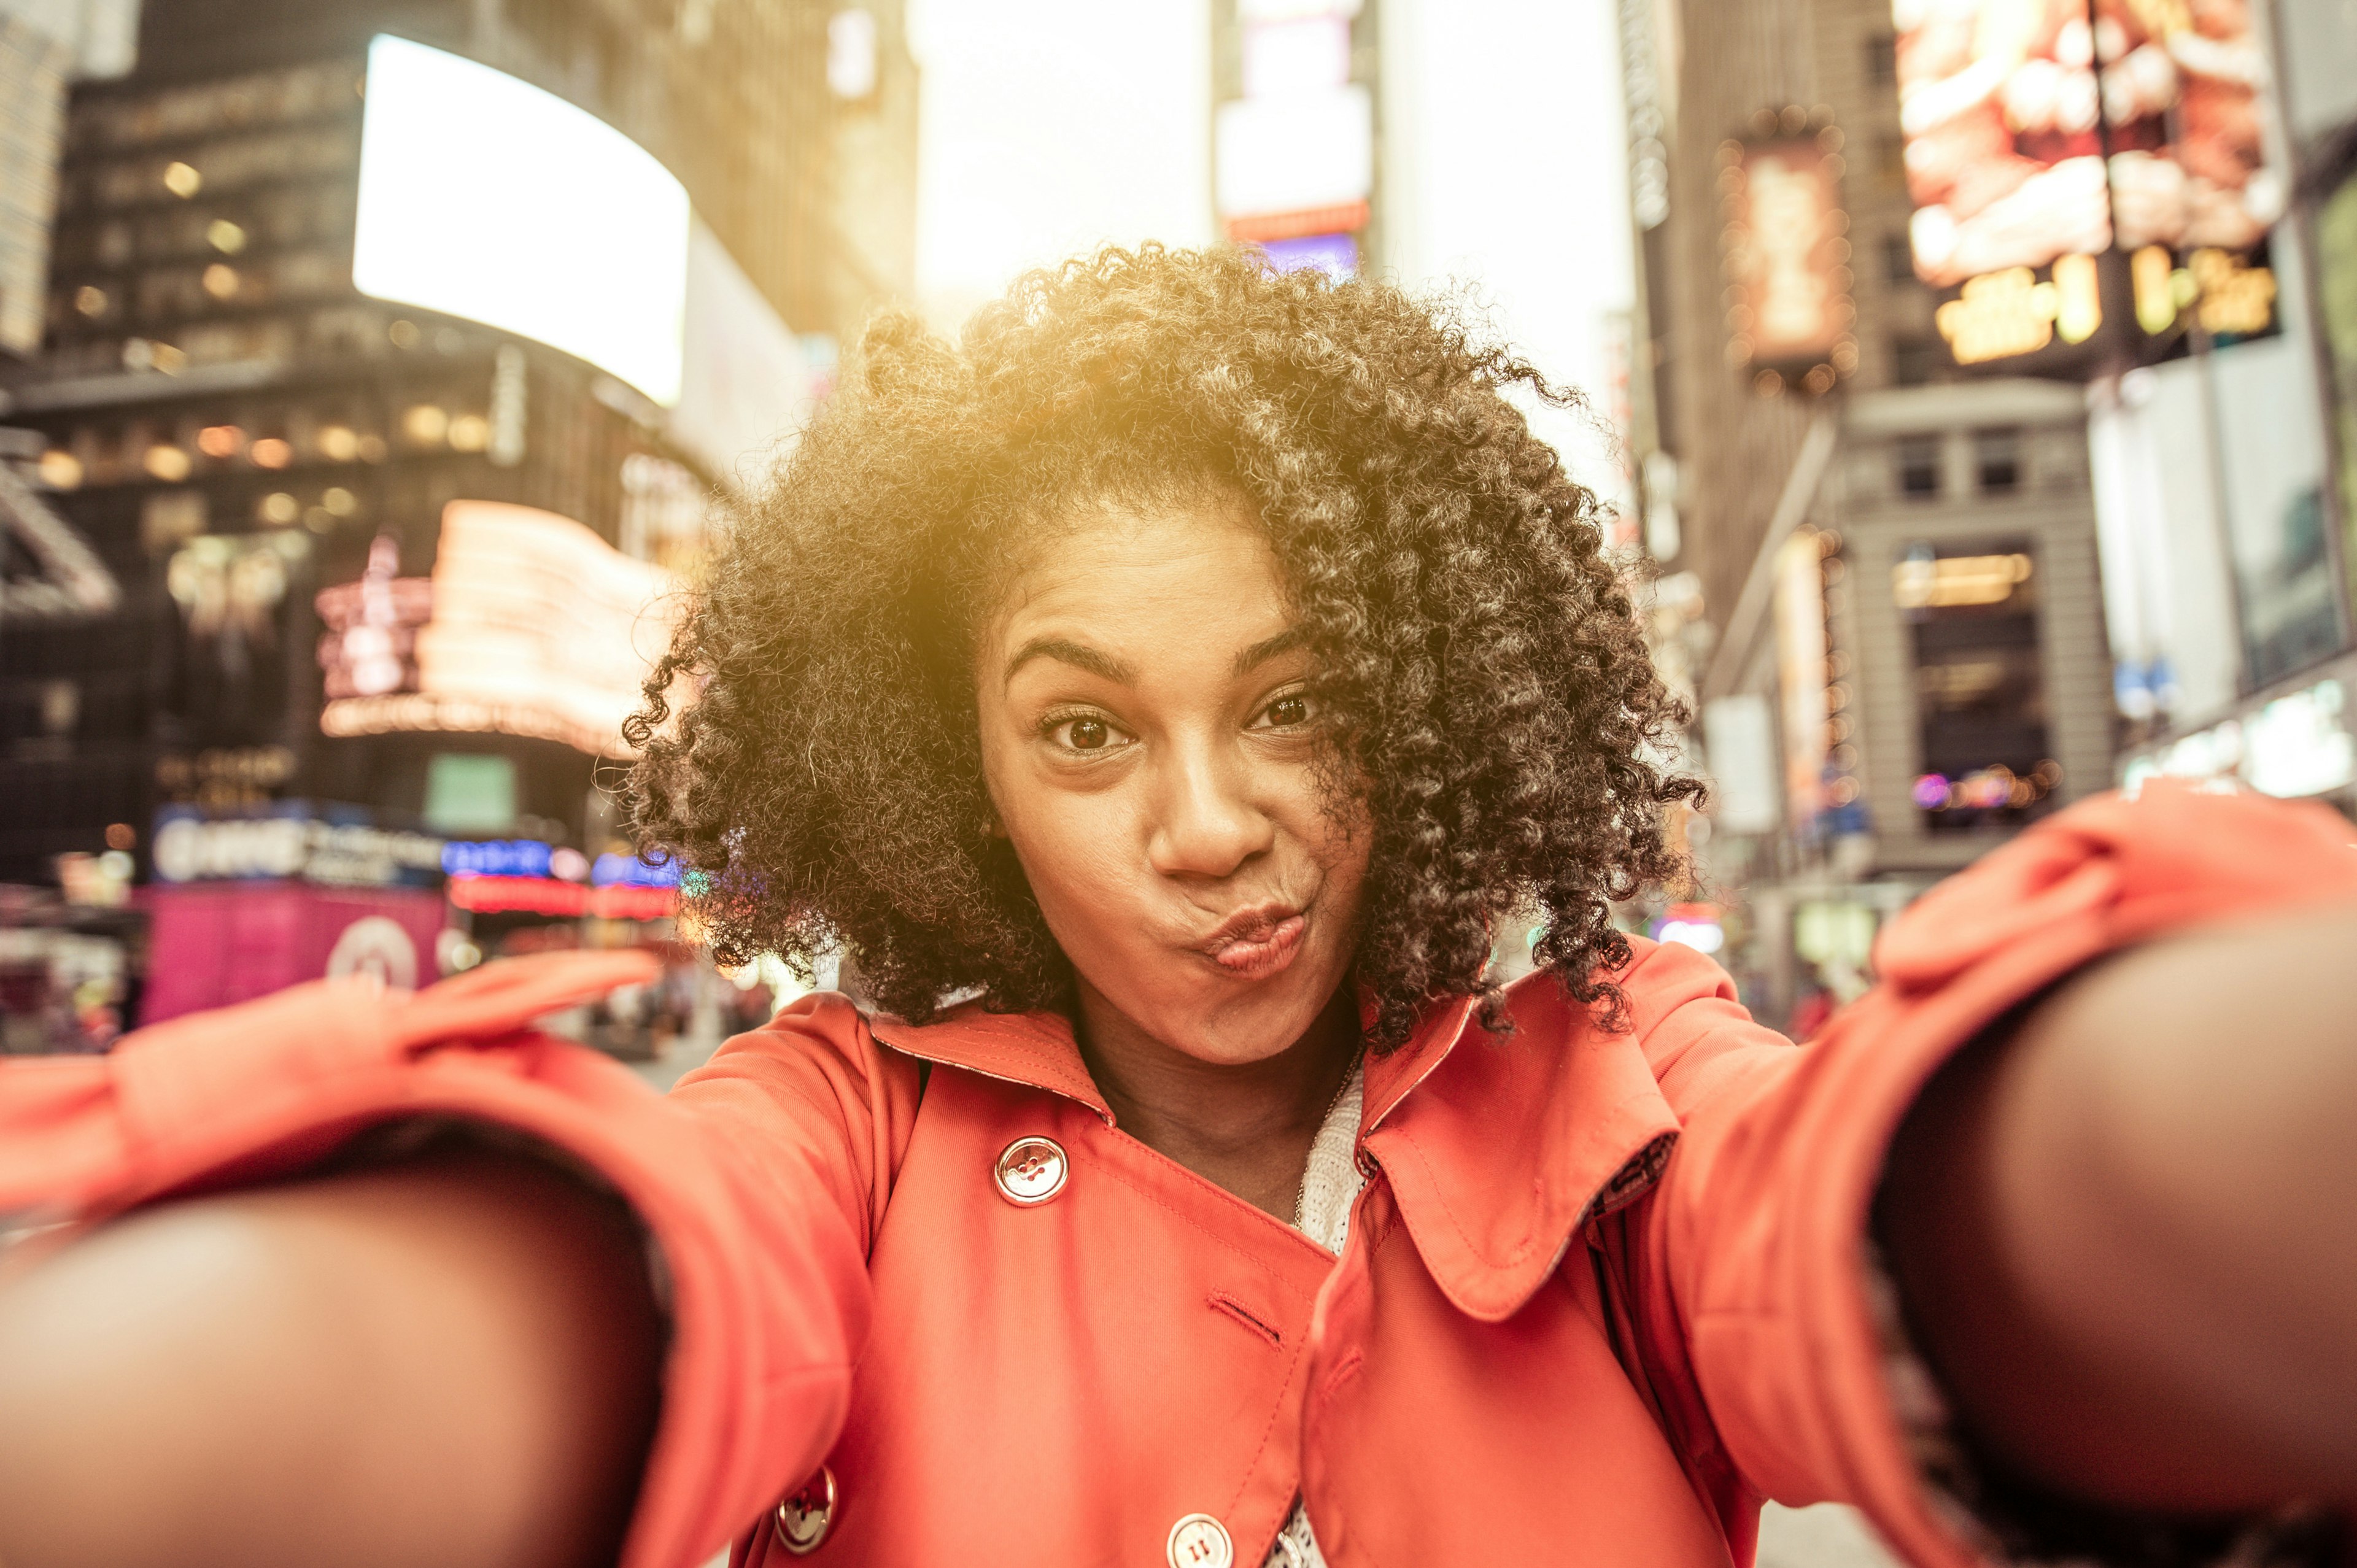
[0,1149,663,1568]
[1880,900,2357,1515]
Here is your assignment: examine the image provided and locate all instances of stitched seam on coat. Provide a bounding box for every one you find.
[1224,1304,1316,1520]
[1085,1148,1334,1279]
[869,1027,1104,1110]
[1385,1124,1548,1269]
[1209,1289,1285,1345]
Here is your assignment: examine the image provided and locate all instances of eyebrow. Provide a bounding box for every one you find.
[1233,626,1307,676]
[1004,636,1136,688]
[1001,625,1308,689]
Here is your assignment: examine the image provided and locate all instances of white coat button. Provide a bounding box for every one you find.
[993,1136,1067,1205]
[1166,1513,1233,1568]
[773,1466,836,1555]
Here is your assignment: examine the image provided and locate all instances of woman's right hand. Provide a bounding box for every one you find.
[0,1148,663,1568]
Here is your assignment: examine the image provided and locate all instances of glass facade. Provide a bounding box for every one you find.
[2320,167,2357,643]
[1899,540,2061,833]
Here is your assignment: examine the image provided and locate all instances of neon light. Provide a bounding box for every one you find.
[591,851,681,888]
[441,839,554,878]
[446,873,680,919]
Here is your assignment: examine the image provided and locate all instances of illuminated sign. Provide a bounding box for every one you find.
[2122,678,2355,799]
[591,851,681,889]
[1260,232,1358,277]
[1240,15,1350,98]
[1934,257,2103,363]
[1892,550,2035,609]
[319,501,683,759]
[1649,902,1725,955]
[442,839,553,879]
[1217,85,1374,240]
[1773,528,1859,831]
[1617,0,1671,230]
[444,874,679,920]
[1719,123,1856,393]
[1891,0,2283,373]
[673,221,821,488]
[1236,0,1360,18]
[150,806,445,887]
[354,36,691,404]
[1900,539,2058,831]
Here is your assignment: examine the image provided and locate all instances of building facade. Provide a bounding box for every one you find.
[0,0,915,1038]
[1210,0,1377,277]
[1615,0,2117,1027]
[2102,0,2357,807]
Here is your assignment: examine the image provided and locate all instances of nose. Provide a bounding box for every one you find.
[1146,738,1274,880]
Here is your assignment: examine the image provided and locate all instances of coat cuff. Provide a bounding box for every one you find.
[1814,784,2357,1568]
[1859,1235,2345,1568]
[0,949,865,1568]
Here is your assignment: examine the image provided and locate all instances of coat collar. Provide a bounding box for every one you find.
[866,984,1480,1132]
[1357,965,1681,1322]
[869,1005,1113,1121]
[870,959,1681,1326]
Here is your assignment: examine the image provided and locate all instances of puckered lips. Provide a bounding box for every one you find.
[1194,900,1307,981]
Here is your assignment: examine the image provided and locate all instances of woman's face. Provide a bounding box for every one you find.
[974,493,1371,1065]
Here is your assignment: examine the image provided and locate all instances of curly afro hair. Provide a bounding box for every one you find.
[625,244,1701,1049]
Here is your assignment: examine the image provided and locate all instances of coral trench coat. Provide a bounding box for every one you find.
[4,785,2355,1568]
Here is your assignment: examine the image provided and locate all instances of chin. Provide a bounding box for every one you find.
[1166,964,1350,1065]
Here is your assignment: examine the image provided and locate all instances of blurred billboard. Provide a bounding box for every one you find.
[1720,123,1858,393]
[317,503,682,759]
[1893,0,2285,374]
[673,220,819,488]
[1215,0,1370,269]
[353,33,818,489]
[354,36,692,406]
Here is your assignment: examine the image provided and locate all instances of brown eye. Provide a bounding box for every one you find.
[1065,717,1110,750]
[1261,694,1312,728]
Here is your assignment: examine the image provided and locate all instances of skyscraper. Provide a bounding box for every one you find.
[0,0,916,889]
[1614,0,2116,1028]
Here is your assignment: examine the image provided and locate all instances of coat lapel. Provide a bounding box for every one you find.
[872,971,1682,1327]
[1361,971,1681,1323]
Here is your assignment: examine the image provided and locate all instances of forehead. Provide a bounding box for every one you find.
[988,495,1293,665]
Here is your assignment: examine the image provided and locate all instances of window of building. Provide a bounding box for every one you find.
[2309,164,2357,677]
[1884,234,1915,285]
[1892,337,1941,386]
[1895,541,2059,833]
[1874,132,1906,193]
[1895,435,1941,498]
[1864,33,1897,87]
[1975,427,2022,493]
[425,752,518,835]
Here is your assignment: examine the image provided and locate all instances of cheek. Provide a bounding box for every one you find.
[1304,797,1373,924]
[980,750,1140,929]
[1286,759,1372,875]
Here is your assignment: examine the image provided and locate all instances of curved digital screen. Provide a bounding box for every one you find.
[354,35,691,404]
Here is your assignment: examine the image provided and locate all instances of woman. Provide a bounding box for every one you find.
[2,247,2355,1568]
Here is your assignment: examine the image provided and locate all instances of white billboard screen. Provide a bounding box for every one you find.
[1215,85,1374,222]
[354,35,691,405]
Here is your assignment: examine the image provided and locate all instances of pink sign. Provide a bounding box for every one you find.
[138,881,449,1025]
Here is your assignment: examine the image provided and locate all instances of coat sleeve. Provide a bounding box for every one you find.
[1600,782,2357,1568]
[0,951,910,1568]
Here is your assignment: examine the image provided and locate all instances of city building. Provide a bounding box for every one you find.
[0,0,140,1051]
[2102,0,2357,805]
[1612,0,2118,1027]
[0,0,914,1037]
[1211,0,1377,277]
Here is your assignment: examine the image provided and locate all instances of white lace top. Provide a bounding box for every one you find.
[1266,1062,1366,1568]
